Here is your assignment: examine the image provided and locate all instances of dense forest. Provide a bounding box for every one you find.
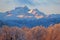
[0,24,60,40]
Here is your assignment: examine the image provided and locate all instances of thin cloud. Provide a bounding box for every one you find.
[17,15,24,18]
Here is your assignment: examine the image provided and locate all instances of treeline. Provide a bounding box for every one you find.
[0,24,60,40]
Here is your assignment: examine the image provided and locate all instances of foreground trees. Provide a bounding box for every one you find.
[0,24,60,40]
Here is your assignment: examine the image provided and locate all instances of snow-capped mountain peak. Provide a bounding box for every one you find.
[0,6,46,19]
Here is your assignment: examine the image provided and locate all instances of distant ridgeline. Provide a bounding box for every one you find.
[0,6,60,28]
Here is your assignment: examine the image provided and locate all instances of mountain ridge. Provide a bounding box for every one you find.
[0,6,60,27]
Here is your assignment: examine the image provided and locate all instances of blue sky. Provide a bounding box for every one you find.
[0,0,60,14]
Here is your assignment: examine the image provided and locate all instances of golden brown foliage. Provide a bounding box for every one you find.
[0,24,60,40]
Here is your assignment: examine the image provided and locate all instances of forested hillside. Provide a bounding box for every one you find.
[0,24,60,40]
